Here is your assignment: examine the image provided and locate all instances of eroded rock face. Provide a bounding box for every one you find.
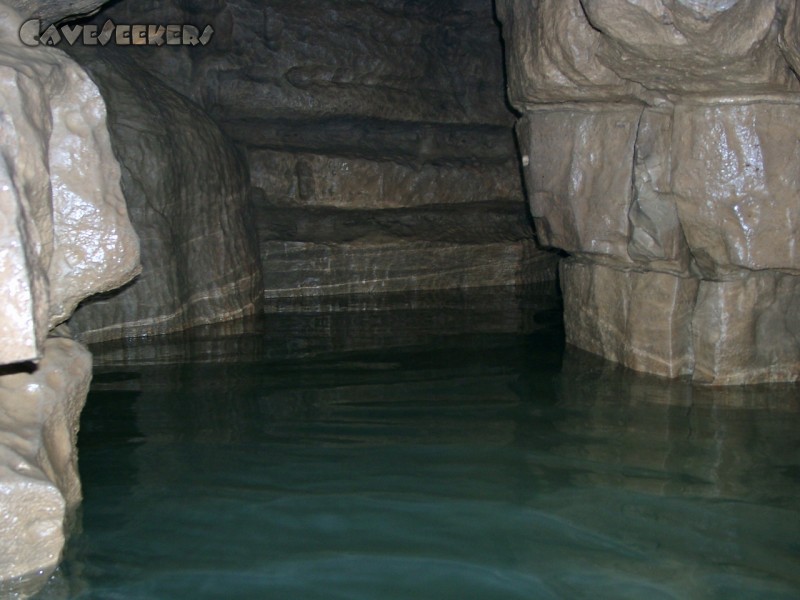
[0,2,140,591]
[94,0,513,127]
[77,0,558,300]
[693,274,800,385]
[0,337,91,591]
[0,10,140,364]
[498,0,798,107]
[499,0,800,383]
[672,96,800,278]
[67,52,263,342]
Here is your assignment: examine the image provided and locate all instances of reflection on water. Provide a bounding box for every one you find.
[37,285,800,599]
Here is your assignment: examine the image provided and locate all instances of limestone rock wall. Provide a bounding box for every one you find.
[498,0,800,384]
[0,2,140,592]
[81,0,559,299]
[67,52,264,342]
[0,337,91,593]
[0,15,140,365]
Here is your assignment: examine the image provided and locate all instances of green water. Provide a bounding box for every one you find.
[36,287,800,599]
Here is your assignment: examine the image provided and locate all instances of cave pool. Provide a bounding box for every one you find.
[35,285,800,599]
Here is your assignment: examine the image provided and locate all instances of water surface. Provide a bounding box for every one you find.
[37,286,800,599]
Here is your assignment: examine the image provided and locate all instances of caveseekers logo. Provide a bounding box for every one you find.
[19,19,214,47]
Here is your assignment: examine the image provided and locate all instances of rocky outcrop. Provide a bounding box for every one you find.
[498,0,800,384]
[0,337,91,595]
[67,52,264,342]
[79,0,559,299]
[0,3,139,592]
[0,13,140,364]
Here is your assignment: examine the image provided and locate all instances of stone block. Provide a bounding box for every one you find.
[518,105,641,262]
[692,273,800,385]
[561,259,698,378]
[580,0,794,94]
[497,0,795,107]
[672,95,800,278]
[0,158,47,365]
[628,107,691,274]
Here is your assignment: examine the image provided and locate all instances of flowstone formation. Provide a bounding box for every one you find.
[0,2,140,591]
[497,0,800,384]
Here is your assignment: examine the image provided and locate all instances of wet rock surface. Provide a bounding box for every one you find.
[0,3,140,591]
[67,53,264,343]
[80,0,558,299]
[96,0,514,127]
[0,11,140,364]
[561,259,698,379]
[499,0,800,383]
[0,337,91,592]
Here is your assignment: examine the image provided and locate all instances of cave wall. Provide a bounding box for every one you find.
[81,0,558,301]
[0,1,140,590]
[497,0,800,384]
[3,0,798,590]
[66,51,264,343]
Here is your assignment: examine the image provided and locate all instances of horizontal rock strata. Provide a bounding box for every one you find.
[67,53,263,343]
[79,0,558,301]
[262,240,556,300]
[560,259,698,379]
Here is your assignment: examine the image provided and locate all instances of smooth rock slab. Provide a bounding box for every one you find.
[0,337,91,594]
[255,201,536,245]
[560,259,698,378]
[692,273,800,385]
